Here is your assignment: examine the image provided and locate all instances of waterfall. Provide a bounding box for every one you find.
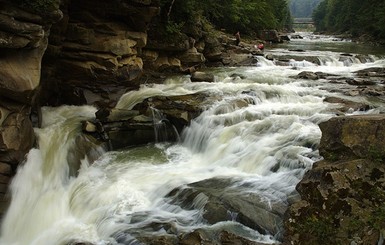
[1,33,384,245]
[0,106,99,245]
[150,107,180,143]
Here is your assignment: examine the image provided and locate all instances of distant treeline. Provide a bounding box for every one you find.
[313,0,385,39]
[159,0,292,35]
[289,0,321,18]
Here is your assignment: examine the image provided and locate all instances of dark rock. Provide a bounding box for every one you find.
[290,34,303,39]
[284,114,385,245]
[137,228,276,245]
[355,67,385,77]
[133,93,220,132]
[258,30,281,43]
[191,71,215,82]
[324,97,371,113]
[319,115,385,161]
[273,54,321,65]
[89,93,220,150]
[295,71,319,80]
[346,78,376,86]
[40,0,161,106]
[167,177,291,237]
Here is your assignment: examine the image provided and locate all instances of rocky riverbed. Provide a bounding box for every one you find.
[1,1,385,244]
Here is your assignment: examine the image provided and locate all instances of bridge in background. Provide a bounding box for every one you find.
[293,18,314,25]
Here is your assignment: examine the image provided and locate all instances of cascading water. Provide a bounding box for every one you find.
[1,33,385,245]
[150,107,180,143]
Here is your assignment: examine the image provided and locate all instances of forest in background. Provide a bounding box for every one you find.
[159,0,292,36]
[313,0,385,40]
[289,0,321,18]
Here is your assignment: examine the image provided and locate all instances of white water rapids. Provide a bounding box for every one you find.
[1,33,385,245]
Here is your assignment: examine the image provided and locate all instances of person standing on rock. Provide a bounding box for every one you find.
[235,31,241,46]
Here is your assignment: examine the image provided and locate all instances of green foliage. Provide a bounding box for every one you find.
[165,21,185,35]
[313,0,385,39]
[160,0,292,35]
[14,0,59,14]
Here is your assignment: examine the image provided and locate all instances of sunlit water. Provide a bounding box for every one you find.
[1,33,385,245]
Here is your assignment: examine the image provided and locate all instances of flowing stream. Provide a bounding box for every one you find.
[1,33,385,245]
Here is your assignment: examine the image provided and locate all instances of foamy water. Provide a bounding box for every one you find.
[1,33,384,245]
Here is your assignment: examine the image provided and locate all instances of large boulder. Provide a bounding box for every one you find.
[258,30,281,43]
[0,2,62,104]
[167,177,291,237]
[87,92,220,150]
[283,115,385,245]
[319,115,385,161]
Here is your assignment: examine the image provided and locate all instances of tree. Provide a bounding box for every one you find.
[313,0,385,40]
[159,0,292,35]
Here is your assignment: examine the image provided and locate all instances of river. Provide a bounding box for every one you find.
[1,32,385,245]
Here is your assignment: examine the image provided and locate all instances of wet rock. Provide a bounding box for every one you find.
[355,54,374,63]
[0,106,35,167]
[82,121,97,133]
[363,88,385,96]
[137,228,274,245]
[292,71,338,80]
[67,134,107,176]
[289,49,305,52]
[0,104,35,216]
[191,71,215,82]
[355,67,385,77]
[295,71,319,80]
[133,93,221,132]
[290,34,303,39]
[219,230,278,245]
[167,177,291,237]
[89,93,220,150]
[284,114,385,245]
[324,97,371,113]
[137,235,178,245]
[346,78,376,86]
[269,53,321,65]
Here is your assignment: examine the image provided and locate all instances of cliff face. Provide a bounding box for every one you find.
[0,0,62,213]
[0,0,161,214]
[41,0,161,106]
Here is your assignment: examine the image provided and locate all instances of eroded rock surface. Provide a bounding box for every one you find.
[0,0,62,216]
[284,115,385,245]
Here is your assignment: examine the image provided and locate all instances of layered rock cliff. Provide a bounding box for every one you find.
[0,0,163,215]
[0,0,63,213]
